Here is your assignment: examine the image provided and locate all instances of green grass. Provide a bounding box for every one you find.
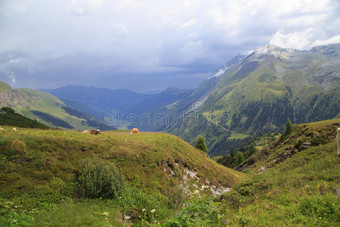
[0,82,12,92]
[0,127,245,225]
[1,118,339,226]
[166,118,340,226]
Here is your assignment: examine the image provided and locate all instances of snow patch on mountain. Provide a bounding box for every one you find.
[254,45,297,59]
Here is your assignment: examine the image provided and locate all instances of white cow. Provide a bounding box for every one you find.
[12,128,16,131]
[0,128,4,130]
[337,128,340,157]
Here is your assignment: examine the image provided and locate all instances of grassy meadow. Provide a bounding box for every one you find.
[0,127,244,226]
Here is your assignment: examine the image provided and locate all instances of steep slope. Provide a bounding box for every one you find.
[0,128,245,225]
[166,44,340,156]
[0,82,115,131]
[167,118,340,226]
[237,118,340,172]
[0,107,48,129]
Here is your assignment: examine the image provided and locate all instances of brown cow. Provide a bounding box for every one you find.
[130,128,138,135]
[82,129,102,135]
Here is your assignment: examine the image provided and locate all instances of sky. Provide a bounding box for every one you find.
[1,0,340,93]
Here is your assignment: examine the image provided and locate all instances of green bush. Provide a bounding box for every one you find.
[116,186,171,223]
[195,134,208,152]
[76,157,125,199]
[165,199,222,226]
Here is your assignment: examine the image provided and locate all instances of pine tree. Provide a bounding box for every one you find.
[235,152,244,165]
[248,142,256,156]
[281,119,293,140]
[195,134,208,152]
[230,147,236,158]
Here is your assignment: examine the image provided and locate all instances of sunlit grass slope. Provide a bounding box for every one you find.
[0,127,245,225]
[166,118,340,226]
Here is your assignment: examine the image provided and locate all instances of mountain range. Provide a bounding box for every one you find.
[2,43,340,156]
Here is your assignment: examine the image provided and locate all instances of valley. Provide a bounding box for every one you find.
[40,44,340,156]
[0,43,340,226]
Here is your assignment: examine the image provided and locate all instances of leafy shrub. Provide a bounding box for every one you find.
[116,186,170,223]
[0,197,35,226]
[165,199,222,226]
[219,190,242,209]
[76,157,125,199]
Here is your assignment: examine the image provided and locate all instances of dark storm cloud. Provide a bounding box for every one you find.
[0,0,340,92]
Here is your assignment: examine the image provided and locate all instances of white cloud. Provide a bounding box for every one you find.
[311,34,340,47]
[0,0,340,90]
[269,29,315,50]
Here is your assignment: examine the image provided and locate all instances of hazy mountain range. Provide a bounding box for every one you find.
[1,43,340,156]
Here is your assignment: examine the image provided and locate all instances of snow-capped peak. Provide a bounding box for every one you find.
[254,45,296,58]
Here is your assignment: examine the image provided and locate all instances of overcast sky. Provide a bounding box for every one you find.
[1,0,340,92]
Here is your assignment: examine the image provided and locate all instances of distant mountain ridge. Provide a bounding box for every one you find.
[0,82,115,130]
[42,85,154,114]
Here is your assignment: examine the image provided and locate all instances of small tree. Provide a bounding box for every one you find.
[248,142,256,156]
[235,152,244,165]
[281,119,293,140]
[195,134,208,152]
[230,147,236,158]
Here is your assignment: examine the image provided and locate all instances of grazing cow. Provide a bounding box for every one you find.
[0,128,4,130]
[130,128,138,135]
[12,128,16,131]
[82,129,102,135]
[337,128,340,157]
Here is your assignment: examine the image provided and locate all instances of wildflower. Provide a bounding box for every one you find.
[142,209,146,212]
[151,209,156,213]
[102,212,109,216]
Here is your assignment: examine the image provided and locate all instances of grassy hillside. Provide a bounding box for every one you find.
[0,128,244,225]
[165,118,340,226]
[0,81,115,131]
[166,44,340,156]
[0,107,49,129]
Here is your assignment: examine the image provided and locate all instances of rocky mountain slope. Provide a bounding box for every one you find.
[167,118,340,226]
[166,44,340,156]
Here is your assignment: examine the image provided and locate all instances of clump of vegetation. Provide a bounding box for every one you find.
[280,119,293,141]
[195,134,208,152]
[76,157,125,199]
[0,107,49,129]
